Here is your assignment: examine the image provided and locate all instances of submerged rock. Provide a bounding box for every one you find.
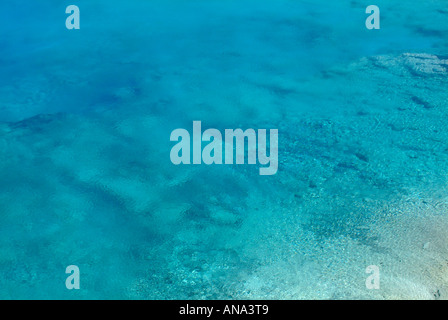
[402,53,448,76]
[369,53,448,77]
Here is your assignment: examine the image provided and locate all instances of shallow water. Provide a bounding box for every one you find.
[0,0,447,299]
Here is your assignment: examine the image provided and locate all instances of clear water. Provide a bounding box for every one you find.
[0,0,447,299]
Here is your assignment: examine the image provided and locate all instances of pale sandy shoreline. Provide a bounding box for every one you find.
[0,43,447,299]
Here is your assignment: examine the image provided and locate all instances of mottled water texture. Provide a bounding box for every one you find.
[0,0,447,299]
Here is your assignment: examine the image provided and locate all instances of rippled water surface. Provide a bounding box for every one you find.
[0,0,448,299]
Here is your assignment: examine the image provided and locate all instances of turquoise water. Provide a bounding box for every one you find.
[0,0,447,299]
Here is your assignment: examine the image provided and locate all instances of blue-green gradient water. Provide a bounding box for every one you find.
[0,0,447,299]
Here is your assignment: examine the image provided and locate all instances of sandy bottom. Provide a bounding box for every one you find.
[0,50,447,299]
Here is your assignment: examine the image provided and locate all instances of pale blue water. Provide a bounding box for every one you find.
[0,0,447,299]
